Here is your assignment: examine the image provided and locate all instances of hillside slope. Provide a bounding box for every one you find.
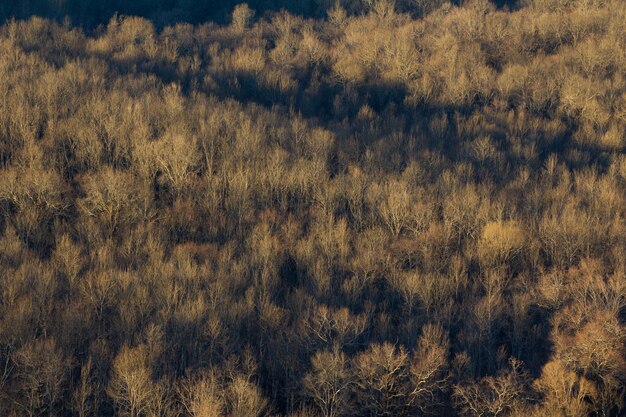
[0,1,625,416]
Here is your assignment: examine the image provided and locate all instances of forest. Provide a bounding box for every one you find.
[0,0,625,416]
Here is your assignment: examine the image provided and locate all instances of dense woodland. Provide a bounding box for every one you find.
[0,0,625,416]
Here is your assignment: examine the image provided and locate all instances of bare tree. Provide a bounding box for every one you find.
[454,358,529,417]
[72,357,99,417]
[14,338,69,417]
[178,370,224,417]
[303,346,354,417]
[231,4,255,33]
[107,344,154,417]
[409,324,451,415]
[353,342,411,417]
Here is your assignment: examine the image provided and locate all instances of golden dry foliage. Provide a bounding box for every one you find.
[478,220,526,265]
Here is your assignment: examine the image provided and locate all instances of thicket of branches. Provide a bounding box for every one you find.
[0,0,625,416]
